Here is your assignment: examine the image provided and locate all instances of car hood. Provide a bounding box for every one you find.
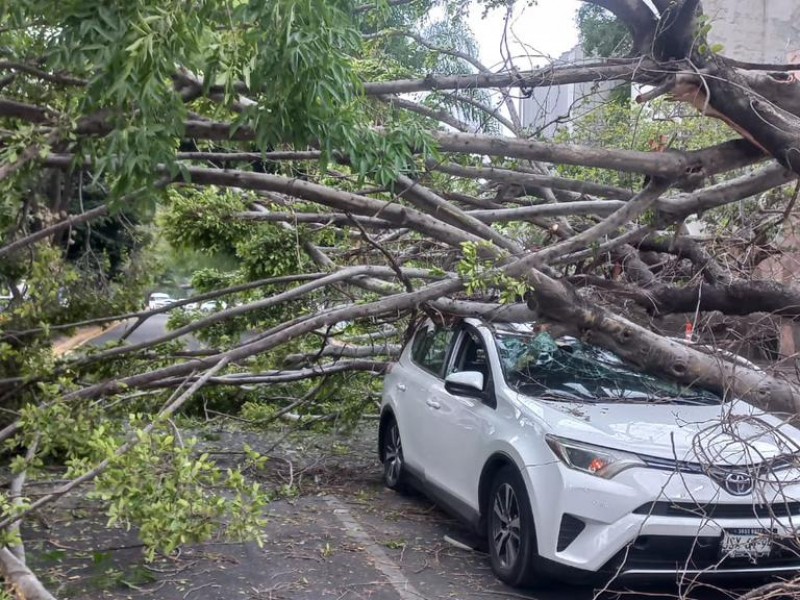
[518,395,800,465]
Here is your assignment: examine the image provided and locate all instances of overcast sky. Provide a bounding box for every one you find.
[466,1,581,70]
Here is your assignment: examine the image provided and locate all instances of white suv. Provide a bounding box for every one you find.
[379,318,800,587]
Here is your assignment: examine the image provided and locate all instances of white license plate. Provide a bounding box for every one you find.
[720,528,772,559]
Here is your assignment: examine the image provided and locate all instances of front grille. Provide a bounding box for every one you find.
[605,535,800,573]
[634,501,800,520]
[641,455,706,474]
[640,454,798,476]
[556,513,586,551]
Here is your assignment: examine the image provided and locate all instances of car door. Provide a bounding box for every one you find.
[423,325,496,509]
[395,324,455,476]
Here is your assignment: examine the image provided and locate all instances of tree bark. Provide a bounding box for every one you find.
[523,274,800,414]
[363,59,659,95]
[634,280,800,319]
[0,547,57,600]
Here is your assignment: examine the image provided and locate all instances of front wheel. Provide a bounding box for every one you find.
[487,466,543,588]
[381,418,406,491]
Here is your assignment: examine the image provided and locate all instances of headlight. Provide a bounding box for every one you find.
[545,435,645,479]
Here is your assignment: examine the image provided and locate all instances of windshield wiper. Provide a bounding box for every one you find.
[525,388,597,403]
[663,395,720,406]
[612,394,720,406]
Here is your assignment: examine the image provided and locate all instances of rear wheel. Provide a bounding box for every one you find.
[382,418,406,491]
[487,466,543,588]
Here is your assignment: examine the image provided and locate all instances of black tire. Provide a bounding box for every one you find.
[381,418,406,492]
[487,465,543,588]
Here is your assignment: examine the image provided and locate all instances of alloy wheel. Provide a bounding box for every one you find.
[384,422,403,486]
[492,482,521,569]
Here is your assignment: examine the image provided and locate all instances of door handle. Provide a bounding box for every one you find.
[426,399,441,410]
[396,384,406,392]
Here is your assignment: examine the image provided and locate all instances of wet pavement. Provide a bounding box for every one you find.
[21,424,764,600]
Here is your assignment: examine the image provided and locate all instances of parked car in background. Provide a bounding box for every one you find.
[200,300,226,312]
[379,318,800,588]
[147,292,174,310]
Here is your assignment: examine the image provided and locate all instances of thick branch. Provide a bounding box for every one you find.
[658,162,796,220]
[66,278,464,400]
[8,436,38,564]
[0,61,86,86]
[524,273,800,413]
[507,178,671,270]
[431,130,690,177]
[433,161,635,200]
[635,280,800,319]
[69,266,440,368]
[0,548,56,600]
[438,287,800,413]
[183,167,483,248]
[637,235,731,285]
[587,0,658,54]
[0,98,54,123]
[164,360,389,386]
[468,200,625,221]
[284,344,401,366]
[363,59,659,95]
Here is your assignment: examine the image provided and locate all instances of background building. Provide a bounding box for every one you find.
[519,45,616,137]
[702,0,800,63]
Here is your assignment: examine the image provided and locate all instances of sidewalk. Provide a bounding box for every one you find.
[52,320,125,356]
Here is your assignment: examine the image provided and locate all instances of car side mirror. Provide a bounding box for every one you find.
[445,371,484,396]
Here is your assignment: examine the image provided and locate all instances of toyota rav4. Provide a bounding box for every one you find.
[378,318,800,587]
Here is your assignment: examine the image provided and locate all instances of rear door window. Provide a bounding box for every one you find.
[411,326,454,377]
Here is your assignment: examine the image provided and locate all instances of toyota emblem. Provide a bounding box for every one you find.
[724,472,753,496]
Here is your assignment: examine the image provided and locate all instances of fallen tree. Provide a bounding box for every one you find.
[3,0,800,597]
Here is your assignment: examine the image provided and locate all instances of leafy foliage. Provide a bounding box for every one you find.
[554,99,735,189]
[576,4,631,57]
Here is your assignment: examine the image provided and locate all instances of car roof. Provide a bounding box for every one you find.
[461,317,536,335]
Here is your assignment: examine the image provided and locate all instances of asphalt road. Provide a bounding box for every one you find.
[25,483,756,600]
[23,424,764,600]
[91,313,201,349]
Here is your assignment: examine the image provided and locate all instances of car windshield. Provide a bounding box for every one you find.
[495,332,722,405]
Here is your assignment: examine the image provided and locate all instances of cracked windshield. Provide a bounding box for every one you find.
[496,332,722,405]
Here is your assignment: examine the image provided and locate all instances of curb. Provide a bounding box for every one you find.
[53,320,126,357]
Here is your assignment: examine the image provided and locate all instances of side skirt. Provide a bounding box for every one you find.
[403,464,481,533]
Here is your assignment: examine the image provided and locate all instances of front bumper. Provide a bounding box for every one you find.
[606,534,800,579]
[524,462,800,576]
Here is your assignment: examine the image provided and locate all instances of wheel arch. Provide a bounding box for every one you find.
[478,451,523,531]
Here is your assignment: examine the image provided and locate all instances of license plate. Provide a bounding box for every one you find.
[720,528,772,559]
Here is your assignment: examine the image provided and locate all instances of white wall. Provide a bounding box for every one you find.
[702,0,800,63]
